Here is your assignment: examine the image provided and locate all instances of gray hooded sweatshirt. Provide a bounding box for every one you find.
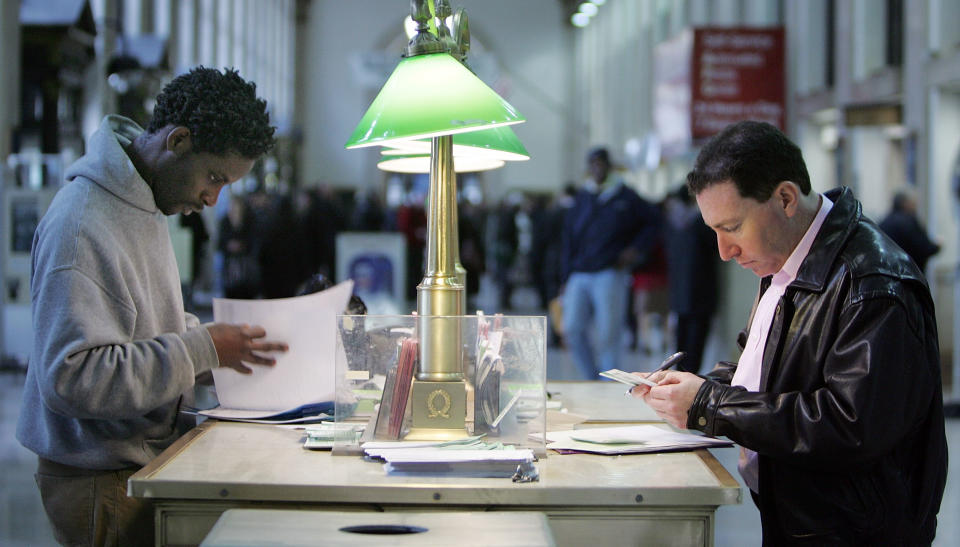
[17,115,219,470]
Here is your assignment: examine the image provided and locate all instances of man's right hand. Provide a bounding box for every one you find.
[205,323,288,374]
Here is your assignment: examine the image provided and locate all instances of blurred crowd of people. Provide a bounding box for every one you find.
[215,186,347,300]
[180,151,725,376]
[180,165,717,382]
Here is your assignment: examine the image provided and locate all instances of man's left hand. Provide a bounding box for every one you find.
[640,371,705,429]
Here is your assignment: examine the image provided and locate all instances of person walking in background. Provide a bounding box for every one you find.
[544,184,576,345]
[633,121,946,545]
[629,236,668,355]
[350,186,387,231]
[491,193,520,310]
[528,193,553,310]
[17,67,289,546]
[219,194,260,299]
[458,200,486,310]
[662,185,719,373]
[259,194,312,298]
[298,185,347,283]
[397,191,428,302]
[561,147,661,378]
[879,188,940,273]
[178,210,210,310]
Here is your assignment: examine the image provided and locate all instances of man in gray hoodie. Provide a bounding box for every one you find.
[17,67,287,546]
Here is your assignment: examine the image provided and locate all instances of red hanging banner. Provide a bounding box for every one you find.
[691,27,785,139]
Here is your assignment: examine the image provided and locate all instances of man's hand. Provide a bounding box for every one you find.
[632,371,705,429]
[206,323,288,374]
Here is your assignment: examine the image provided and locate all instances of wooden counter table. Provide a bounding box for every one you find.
[130,382,741,546]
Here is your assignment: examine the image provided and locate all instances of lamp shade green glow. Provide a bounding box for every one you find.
[378,153,505,174]
[345,53,525,149]
[384,125,530,161]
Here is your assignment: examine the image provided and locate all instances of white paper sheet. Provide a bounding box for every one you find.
[565,425,730,445]
[211,280,353,412]
[545,425,732,454]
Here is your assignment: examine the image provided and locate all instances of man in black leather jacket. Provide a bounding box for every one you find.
[631,121,947,545]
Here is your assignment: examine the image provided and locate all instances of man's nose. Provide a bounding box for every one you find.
[203,189,221,207]
[717,235,738,262]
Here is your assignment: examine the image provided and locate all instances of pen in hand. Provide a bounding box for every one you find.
[651,351,687,375]
[626,352,689,396]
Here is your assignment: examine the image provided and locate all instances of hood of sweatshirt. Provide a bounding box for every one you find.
[65,115,159,213]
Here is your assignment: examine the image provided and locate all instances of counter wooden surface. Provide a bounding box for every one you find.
[130,381,740,547]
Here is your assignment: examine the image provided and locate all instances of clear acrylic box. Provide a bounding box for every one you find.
[332,314,547,456]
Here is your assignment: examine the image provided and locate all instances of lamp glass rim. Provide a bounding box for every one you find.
[377,155,505,173]
[347,120,523,150]
[385,140,530,161]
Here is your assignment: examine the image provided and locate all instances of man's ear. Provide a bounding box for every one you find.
[165,127,192,155]
[775,181,801,217]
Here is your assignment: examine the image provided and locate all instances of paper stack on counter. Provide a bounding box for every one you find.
[370,448,536,478]
[545,425,732,455]
[362,436,535,478]
[197,401,334,425]
[303,423,365,449]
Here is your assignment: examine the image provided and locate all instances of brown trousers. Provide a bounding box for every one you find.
[35,457,154,547]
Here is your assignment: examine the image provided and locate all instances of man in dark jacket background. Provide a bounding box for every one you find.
[631,121,947,545]
[560,147,660,378]
[879,189,941,273]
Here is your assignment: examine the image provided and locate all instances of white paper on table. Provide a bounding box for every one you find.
[211,280,353,412]
[565,425,730,445]
[545,425,732,454]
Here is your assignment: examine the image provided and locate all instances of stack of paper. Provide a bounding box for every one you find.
[197,401,333,425]
[545,425,732,455]
[369,448,536,478]
[303,423,365,449]
[361,436,535,477]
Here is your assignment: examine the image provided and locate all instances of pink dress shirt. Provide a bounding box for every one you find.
[732,194,833,492]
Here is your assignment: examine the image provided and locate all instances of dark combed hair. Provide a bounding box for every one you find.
[147,66,276,158]
[686,121,810,202]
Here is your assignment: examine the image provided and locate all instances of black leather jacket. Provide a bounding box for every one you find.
[687,187,947,545]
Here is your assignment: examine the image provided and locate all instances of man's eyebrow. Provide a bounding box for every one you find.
[708,217,739,229]
[709,218,737,228]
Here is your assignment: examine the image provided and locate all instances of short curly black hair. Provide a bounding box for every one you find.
[147,66,275,158]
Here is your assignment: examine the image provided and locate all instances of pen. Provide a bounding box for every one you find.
[652,351,687,374]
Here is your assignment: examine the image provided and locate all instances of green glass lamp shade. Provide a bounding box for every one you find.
[345,53,525,149]
[384,125,530,161]
[377,153,505,174]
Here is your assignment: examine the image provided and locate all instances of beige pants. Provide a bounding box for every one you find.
[35,457,154,547]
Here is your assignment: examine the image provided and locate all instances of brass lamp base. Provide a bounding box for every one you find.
[404,379,469,440]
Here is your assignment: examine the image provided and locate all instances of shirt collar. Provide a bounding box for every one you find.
[774,193,834,286]
[597,176,622,202]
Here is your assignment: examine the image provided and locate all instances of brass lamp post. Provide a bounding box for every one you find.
[345,0,526,440]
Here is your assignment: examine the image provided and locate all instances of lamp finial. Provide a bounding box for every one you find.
[434,1,458,58]
[406,0,445,57]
